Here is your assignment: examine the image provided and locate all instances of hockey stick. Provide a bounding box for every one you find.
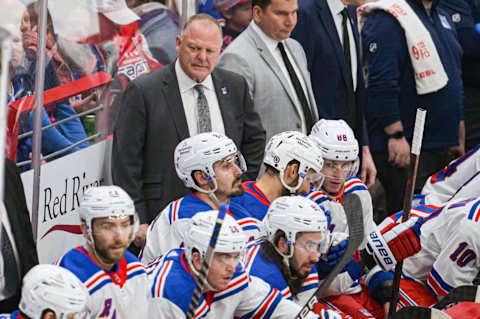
[294,193,364,319]
[186,203,229,319]
[390,307,451,319]
[434,285,480,310]
[388,108,427,317]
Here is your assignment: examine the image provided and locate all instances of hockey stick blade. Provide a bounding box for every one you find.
[186,203,229,319]
[294,193,364,319]
[434,285,480,310]
[391,307,451,319]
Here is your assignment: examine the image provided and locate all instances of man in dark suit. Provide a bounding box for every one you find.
[291,0,377,189]
[112,13,266,249]
[0,159,38,312]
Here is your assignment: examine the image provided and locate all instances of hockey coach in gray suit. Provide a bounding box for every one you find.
[218,0,319,142]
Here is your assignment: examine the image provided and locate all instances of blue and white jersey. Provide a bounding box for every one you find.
[419,144,480,206]
[147,248,320,319]
[231,181,271,221]
[0,310,21,319]
[307,176,389,297]
[141,193,263,264]
[56,246,148,319]
[244,244,319,305]
[389,197,480,300]
[307,176,377,249]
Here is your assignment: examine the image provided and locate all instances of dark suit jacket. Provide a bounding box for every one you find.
[112,63,266,224]
[291,0,369,146]
[0,159,38,312]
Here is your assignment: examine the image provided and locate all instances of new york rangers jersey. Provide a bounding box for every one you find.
[231,181,271,221]
[146,248,321,318]
[141,193,263,264]
[307,176,377,249]
[419,144,480,206]
[244,244,319,305]
[307,176,390,297]
[56,246,148,318]
[386,198,480,299]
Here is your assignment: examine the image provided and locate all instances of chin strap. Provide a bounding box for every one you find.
[272,243,298,280]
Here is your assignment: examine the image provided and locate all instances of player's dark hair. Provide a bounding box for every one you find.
[260,231,304,297]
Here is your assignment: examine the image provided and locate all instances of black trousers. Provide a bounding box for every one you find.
[372,149,451,221]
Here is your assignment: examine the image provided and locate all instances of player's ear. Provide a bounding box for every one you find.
[80,221,91,241]
[193,171,209,187]
[191,251,202,272]
[284,162,299,184]
[276,236,289,255]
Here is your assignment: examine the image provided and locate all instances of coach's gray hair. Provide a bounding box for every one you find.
[180,13,223,38]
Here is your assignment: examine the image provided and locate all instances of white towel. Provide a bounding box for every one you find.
[357,0,448,95]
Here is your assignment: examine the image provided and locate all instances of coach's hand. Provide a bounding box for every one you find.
[387,137,410,168]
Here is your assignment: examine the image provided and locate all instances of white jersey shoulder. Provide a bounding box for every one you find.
[420,145,480,206]
[57,246,148,319]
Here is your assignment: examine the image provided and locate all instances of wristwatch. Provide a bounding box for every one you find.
[386,131,404,140]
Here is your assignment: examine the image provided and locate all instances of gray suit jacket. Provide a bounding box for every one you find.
[112,63,266,224]
[218,24,319,142]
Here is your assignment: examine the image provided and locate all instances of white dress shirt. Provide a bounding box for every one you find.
[250,21,310,134]
[326,0,358,91]
[175,60,225,136]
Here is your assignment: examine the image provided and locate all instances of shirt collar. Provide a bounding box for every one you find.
[326,0,346,16]
[175,59,215,93]
[250,21,281,55]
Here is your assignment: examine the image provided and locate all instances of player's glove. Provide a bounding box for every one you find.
[366,217,423,271]
[317,233,349,276]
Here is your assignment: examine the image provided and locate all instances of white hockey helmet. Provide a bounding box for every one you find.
[174,132,247,193]
[185,210,247,262]
[263,131,324,193]
[309,119,359,161]
[19,264,89,319]
[264,196,329,258]
[78,185,139,245]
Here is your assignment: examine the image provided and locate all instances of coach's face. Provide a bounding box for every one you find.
[176,20,222,83]
[253,0,298,41]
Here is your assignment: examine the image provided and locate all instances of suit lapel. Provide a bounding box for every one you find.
[245,26,299,113]
[316,0,349,88]
[212,70,236,139]
[161,63,190,141]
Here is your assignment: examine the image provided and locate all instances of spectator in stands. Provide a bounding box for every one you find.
[112,13,265,251]
[218,0,319,143]
[291,0,377,189]
[438,0,480,152]
[12,4,89,166]
[359,0,464,214]
[214,0,252,50]
[127,0,180,65]
[0,159,38,312]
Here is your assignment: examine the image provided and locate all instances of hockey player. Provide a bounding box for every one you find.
[56,185,148,319]
[140,132,263,264]
[244,196,350,317]
[231,130,325,222]
[306,119,421,318]
[417,144,480,206]
[146,209,341,318]
[0,264,89,319]
[375,197,480,312]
